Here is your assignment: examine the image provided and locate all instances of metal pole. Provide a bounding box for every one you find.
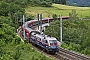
[60,15,62,43]
[40,13,42,33]
[39,14,40,32]
[23,15,25,40]
[37,14,39,30]
[48,15,50,26]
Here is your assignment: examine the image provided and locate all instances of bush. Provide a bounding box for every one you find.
[41,1,52,7]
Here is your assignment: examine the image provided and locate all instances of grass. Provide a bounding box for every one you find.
[25,4,90,18]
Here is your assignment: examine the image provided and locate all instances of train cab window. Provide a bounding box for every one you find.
[49,40,57,46]
[37,37,41,41]
[42,39,44,42]
[42,39,48,43]
[49,40,57,43]
[36,22,38,25]
[30,24,32,27]
[45,20,48,23]
[45,40,48,43]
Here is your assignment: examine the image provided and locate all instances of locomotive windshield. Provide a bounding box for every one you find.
[49,40,57,43]
[49,40,57,46]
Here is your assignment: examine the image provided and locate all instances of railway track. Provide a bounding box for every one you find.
[17,24,90,60]
[58,48,90,60]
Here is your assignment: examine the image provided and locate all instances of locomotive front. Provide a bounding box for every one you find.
[45,37,59,54]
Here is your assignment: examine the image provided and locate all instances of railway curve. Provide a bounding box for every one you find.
[17,16,90,60]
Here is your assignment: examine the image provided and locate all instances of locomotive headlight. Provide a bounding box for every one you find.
[48,46,51,48]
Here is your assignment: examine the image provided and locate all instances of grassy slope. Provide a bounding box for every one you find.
[25,4,90,18]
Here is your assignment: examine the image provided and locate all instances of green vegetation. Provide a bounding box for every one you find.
[1,0,90,59]
[52,0,66,5]
[0,0,53,60]
[44,10,90,56]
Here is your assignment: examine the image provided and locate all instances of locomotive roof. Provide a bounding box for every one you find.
[27,20,38,23]
[45,36,57,41]
[31,31,57,41]
[36,34,45,39]
[36,34,57,41]
[31,31,45,39]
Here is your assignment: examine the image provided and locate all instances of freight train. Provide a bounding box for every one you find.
[21,16,69,54]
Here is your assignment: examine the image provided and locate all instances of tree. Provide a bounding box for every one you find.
[52,14,57,20]
[13,47,21,60]
[41,1,52,7]
[69,9,79,21]
[0,1,9,16]
[52,0,66,5]
[61,0,66,5]
[14,0,28,7]
[26,15,35,21]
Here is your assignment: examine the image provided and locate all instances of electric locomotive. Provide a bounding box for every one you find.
[30,31,58,54]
